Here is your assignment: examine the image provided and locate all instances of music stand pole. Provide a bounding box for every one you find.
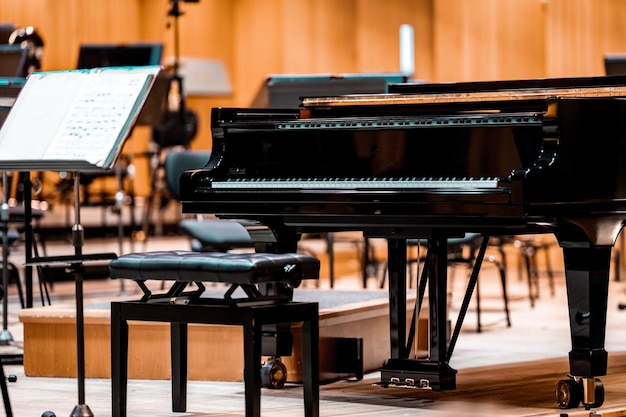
[0,172,14,345]
[70,171,92,417]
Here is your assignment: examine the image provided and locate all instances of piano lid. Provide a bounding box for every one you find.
[301,75,626,108]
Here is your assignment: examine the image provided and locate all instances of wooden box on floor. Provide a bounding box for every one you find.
[18,293,426,382]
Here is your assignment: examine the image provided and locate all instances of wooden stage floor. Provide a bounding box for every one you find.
[2,233,626,416]
[3,352,626,416]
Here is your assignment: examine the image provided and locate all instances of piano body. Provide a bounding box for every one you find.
[180,75,626,409]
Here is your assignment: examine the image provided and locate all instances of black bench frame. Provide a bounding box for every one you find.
[111,299,319,417]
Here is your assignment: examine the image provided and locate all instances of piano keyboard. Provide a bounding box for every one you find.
[211,177,501,190]
[276,114,543,130]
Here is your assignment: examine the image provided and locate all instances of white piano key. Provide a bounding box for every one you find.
[214,177,500,190]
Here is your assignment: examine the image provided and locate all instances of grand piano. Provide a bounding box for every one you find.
[180,75,626,410]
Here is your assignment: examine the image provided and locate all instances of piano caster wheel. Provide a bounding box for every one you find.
[556,377,604,409]
[556,379,581,409]
[261,357,287,389]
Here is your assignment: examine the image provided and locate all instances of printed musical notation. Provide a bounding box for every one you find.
[0,65,160,171]
[43,73,148,165]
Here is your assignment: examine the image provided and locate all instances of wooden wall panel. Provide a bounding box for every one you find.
[232,0,284,106]
[232,0,364,106]
[496,1,546,80]
[136,1,171,47]
[355,0,433,79]
[309,0,357,74]
[433,0,545,82]
[0,1,50,37]
[545,0,626,77]
[281,2,316,74]
[598,0,626,55]
[1,0,144,71]
[405,0,435,82]
[5,1,626,95]
[231,0,433,105]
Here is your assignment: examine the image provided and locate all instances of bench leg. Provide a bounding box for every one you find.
[111,302,128,417]
[171,322,188,412]
[243,320,262,417]
[302,310,320,417]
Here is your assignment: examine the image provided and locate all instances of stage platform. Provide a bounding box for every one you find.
[18,288,425,383]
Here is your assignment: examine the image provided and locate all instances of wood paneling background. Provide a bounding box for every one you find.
[432,0,546,82]
[2,0,626,195]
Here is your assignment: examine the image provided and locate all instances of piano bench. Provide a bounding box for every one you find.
[108,250,320,417]
[109,251,320,302]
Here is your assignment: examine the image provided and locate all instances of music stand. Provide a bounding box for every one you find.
[0,78,25,351]
[74,43,165,264]
[0,24,15,44]
[0,66,160,417]
[0,45,28,78]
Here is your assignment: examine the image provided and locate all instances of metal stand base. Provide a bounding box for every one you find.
[70,404,93,417]
[0,329,13,346]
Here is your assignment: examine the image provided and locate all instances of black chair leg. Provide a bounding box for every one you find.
[171,322,187,412]
[0,358,13,417]
[475,275,482,333]
[542,244,556,296]
[497,261,511,327]
[523,250,536,308]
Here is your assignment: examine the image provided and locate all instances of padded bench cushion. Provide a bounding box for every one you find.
[109,251,320,286]
[178,219,254,251]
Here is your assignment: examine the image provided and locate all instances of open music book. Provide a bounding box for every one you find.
[0,65,161,171]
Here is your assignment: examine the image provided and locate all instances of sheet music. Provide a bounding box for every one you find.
[0,72,77,161]
[42,72,149,165]
[0,65,160,171]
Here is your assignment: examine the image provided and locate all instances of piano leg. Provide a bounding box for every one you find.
[387,238,407,359]
[557,245,610,409]
[380,233,457,391]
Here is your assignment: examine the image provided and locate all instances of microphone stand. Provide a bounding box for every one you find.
[167,0,188,124]
[142,0,190,245]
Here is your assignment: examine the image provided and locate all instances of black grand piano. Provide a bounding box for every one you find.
[180,75,626,410]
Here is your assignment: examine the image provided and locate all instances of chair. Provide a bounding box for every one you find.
[6,204,47,307]
[0,228,23,308]
[324,233,383,289]
[447,234,510,332]
[140,102,199,240]
[162,150,264,253]
[512,234,556,307]
[404,233,511,333]
[1,172,49,306]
